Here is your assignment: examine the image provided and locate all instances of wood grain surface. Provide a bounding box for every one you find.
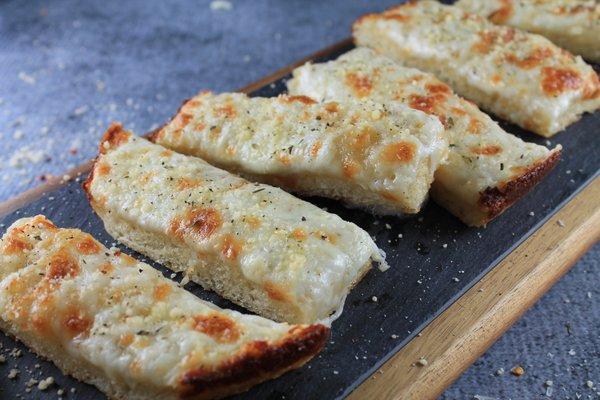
[349,177,600,400]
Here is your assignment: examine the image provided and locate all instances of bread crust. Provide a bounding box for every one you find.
[478,147,561,223]
[179,324,329,398]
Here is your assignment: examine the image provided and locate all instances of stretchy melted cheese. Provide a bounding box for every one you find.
[0,216,329,400]
[288,48,562,226]
[456,0,600,63]
[84,124,385,324]
[151,92,447,214]
[353,0,600,137]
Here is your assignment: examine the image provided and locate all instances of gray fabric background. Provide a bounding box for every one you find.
[0,0,597,398]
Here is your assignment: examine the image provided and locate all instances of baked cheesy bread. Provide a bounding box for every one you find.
[353,0,600,137]
[288,48,562,226]
[84,124,386,324]
[0,215,329,400]
[150,91,447,215]
[456,0,600,63]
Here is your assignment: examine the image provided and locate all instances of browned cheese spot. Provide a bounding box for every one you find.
[193,313,240,343]
[488,0,513,23]
[345,72,373,98]
[282,95,317,105]
[470,145,502,155]
[263,281,290,302]
[382,141,416,164]
[153,282,172,301]
[75,235,101,255]
[214,103,237,118]
[100,123,131,154]
[176,178,203,190]
[170,208,223,241]
[291,228,307,241]
[541,67,582,96]
[62,307,92,338]
[310,140,323,158]
[220,233,242,261]
[505,47,553,69]
[47,249,79,280]
[97,162,111,176]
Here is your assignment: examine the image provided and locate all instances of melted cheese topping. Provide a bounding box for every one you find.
[87,131,385,323]
[0,216,325,394]
[153,92,447,214]
[288,47,561,225]
[353,0,600,137]
[456,0,600,63]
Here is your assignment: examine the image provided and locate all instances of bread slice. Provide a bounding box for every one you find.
[353,0,600,137]
[84,124,385,324]
[150,91,447,215]
[456,0,600,63]
[288,47,562,226]
[0,215,329,400]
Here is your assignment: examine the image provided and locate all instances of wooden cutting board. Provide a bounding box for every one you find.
[0,39,598,400]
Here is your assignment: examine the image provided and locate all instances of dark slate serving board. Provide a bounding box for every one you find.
[0,40,599,400]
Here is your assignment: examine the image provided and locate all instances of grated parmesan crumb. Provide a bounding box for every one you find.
[72,105,89,117]
[8,368,19,379]
[18,71,36,85]
[38,376,54,390]
[210,0,232,11]
[26,378,39,388]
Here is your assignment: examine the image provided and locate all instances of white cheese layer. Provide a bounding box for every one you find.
[0,216,328,397]
[288,47,561,226]
[353,0,600,137]
[86,128,385,323]
[153,92,447,214]
[456,0,600,63]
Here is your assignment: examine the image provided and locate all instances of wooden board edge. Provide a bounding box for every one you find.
[0,38,354,218]
[348,177,600,400]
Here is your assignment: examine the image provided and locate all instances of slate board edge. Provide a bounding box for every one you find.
[338,169,600,399]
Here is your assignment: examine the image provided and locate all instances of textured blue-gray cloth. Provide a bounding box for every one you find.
[0,1,598,399]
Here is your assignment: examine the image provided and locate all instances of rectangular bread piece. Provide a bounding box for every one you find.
[84,124,386,324]
[150,91,447,215]
[456,0,600,63]
[0,215,329,400]
[353,0,600,137]
[288,47,562,226]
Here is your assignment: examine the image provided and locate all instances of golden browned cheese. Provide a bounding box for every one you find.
[152,91,447,215]
[456,0,600,63]
[288,48,561,226]
[85,124,385,324]
[0,216,329,399]
[353,0,600,137]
